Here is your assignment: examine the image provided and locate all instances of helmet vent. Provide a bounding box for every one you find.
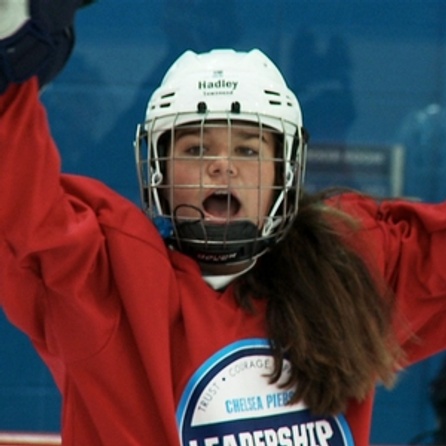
[161,92,175,99]
[264,89,283,106]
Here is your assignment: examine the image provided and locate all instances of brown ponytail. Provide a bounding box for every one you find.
[235,190,404,416]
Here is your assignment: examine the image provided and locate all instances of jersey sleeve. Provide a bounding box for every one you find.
[336,194,446,364]
[0,79,119,361]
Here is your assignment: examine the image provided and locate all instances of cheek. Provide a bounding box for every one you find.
[245,163,275,213]
[164,162,202,205]
[261,163,276,208]
[169,160,203,186]
[258,162,276,190]
[266,163,276,185]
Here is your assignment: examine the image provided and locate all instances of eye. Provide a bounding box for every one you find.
[234,145,260,157]
[183,145,206,157]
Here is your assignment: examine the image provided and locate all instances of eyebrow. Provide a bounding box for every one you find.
[174,127,270,143]
[174,128,202,141]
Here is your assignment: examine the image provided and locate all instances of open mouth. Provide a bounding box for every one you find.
[203,190,241,220]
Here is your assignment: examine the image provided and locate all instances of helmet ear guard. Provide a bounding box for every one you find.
[135,49,308,266]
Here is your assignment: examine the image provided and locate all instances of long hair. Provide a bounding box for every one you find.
[234,189,404,416]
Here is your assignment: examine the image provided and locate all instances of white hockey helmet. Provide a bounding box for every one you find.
[135,49,308,265]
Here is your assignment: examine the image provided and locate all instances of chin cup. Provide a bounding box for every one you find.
[171,219,272,265]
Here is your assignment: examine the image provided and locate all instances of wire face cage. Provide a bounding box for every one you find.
[135,114,306,265]
[134,49,306,265]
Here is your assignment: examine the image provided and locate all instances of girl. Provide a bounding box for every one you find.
[1,11,446,445]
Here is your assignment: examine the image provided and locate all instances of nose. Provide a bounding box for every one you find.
[207,154,238,177]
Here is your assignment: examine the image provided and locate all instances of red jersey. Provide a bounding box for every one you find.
[1,79,446,445]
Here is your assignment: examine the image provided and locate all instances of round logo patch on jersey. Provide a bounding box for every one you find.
[177,339,354,446]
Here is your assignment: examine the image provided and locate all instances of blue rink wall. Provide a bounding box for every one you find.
[1,1,446,443]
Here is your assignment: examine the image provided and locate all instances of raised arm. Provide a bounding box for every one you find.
[0,79,63,246]
[0,1,119,359]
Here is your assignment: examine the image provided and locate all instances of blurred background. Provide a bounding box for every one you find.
[2,0,446,443]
